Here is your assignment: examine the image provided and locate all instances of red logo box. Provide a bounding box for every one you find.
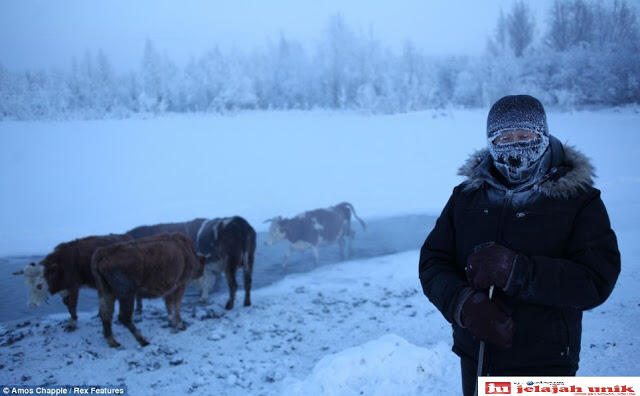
[485,382,512,394]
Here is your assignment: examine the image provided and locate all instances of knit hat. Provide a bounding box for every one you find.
[487,95,548,139]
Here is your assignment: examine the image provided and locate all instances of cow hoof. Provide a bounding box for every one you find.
[107,339,121,348]
[224,302,234,310]
[64,320,77,332]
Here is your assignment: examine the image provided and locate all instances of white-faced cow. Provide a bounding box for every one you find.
[91,233,205,348]
[194,216,256,309]
[12,234,134,331]
[264,202,366,267]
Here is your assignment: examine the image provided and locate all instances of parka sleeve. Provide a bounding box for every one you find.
[504,189,621,310]
[419,187,472,324]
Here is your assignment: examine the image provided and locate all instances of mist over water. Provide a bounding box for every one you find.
[1,214,435,323]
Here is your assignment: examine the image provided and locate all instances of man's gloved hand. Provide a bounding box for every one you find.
[466,243,517,289]
[460,291,514,349]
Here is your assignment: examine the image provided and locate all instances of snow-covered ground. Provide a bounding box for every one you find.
[1,109,639,394]
[0,251,455,395]
[1,246,638,395]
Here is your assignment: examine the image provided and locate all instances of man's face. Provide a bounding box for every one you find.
[492,129,537,145]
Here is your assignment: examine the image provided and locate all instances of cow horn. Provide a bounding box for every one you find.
[12,270,24,275]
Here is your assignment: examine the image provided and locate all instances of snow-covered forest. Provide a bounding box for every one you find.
[1,0,639,120]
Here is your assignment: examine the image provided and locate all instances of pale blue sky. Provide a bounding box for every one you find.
[0,0,553,71]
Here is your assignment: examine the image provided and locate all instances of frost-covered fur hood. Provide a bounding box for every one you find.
[458,136,595,199]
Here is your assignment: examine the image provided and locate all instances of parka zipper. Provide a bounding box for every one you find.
[496,189,514,243]
[559,310,571,357]
[483,189,514,375]
[481,168,559,373]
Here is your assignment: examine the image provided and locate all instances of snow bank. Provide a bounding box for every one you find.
[282,334,458,396]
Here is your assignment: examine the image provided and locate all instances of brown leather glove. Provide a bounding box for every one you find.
[460,291,514,349]
[466,243,517,290]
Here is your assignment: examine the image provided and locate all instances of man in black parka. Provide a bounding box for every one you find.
[419,95,620,396]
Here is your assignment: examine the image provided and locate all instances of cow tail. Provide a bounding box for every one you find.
[344,202,366,231]
[246,227,257,272]
[91,249,112,296]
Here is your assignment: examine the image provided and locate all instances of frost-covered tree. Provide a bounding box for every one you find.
[318,13,357,108]
[139,39,176,113]
[545,0,593,50]
[2,7,639,120]
[506,1,535,57]
[487,9,509,56]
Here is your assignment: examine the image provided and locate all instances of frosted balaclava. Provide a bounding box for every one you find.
[486,95,550,185]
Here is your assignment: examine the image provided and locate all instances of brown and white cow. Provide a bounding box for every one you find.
[12,233,134,331]
[194,216,256,309]
[91,233,205,348]
[264,202,366,267]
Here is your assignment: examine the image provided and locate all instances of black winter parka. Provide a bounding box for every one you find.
[419,136,620,373]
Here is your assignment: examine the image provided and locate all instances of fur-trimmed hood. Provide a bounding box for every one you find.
[458,136,595,199]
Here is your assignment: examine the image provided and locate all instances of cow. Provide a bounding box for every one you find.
[12,234,134,331]
[91,233,205,348]
[194,216,256,309]
[264,202,366,268]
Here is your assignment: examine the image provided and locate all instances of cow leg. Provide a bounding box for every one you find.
[164,295,174,322]
[62,288,79,332]
[242,252,252,307]
[98,291,120,348]
[135,295,143,314]
[170,285,187,331]
[119,294,149,347]
[223,256,237,310]
[282,245,295,269]
[348,228,356,258]
[198,266,210,304]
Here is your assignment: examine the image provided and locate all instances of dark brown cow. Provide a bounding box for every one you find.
[265,202,366,267]
[13,234,133,331]
[126,218,207,306]
[91,233,205,348]
[126,218,206,242]
[194,216,256,308]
